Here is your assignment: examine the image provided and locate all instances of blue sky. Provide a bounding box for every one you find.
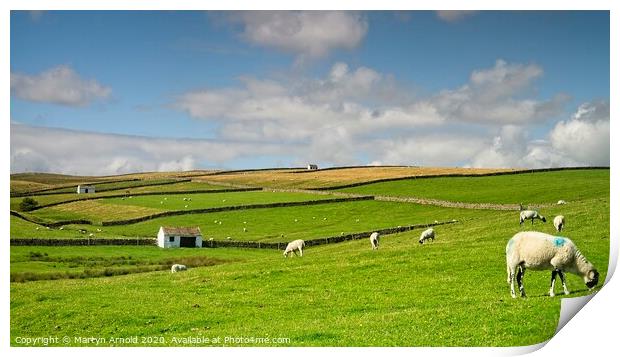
[10,10,610,174]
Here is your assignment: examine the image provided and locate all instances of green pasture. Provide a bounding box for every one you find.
[9,169,611,346]
[10,195,609,346]
[338,169,609,204]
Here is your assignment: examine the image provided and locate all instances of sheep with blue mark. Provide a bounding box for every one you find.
[505,231,599,298]
[553,215,565,232]
[519,210,546,225]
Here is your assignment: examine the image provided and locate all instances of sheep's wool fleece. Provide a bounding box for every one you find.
[507,232,576,271]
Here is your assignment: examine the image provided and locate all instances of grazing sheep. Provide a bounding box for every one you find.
[59,227,64,230]
[184,205,188,208]
[96,228,102,232]
[505,231,599,298]
[171,264,187,273]
[557,200,567,205]
[35,227,40,230]
[243,228,247,232]
[88,233,94,237]
[370,232,380,250]
[519,210,546,225]
[553,215,565,232]
[419,228,435,244]
[283,239,305,257]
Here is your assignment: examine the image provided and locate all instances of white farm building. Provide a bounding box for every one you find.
[157,226,203,248]
[77,185,96,194]
[307,164,318,170]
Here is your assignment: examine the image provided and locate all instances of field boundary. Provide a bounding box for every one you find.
[11,178,142,196]
[10,220,456,247]
[100,196,374,226]
[286,165,413,174]
[202,219,458,249]
[25,187,263,211]
[10,237,156,246]
[194,167,306,177]
[310,166,610,191]
[12,179,193,198]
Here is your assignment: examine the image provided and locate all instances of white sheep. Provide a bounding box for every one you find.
[419,228,435,244]
[505,231,599,298]
[553,215,565,232]
[283,239,305,258]
[519,210,547,225]
[557,200,567,205]
[171,264,187,273]
[370,232,380,250]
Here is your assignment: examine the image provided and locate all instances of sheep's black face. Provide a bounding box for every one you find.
[585,270,599,289]
[542,217,547,223]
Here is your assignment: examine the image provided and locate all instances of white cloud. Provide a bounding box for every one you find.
[468,101,610,168]
[10,124,284,175]
[228,11,368,61]
[11,65,111,106]
[436,11,478,23]
[549,101,610,166]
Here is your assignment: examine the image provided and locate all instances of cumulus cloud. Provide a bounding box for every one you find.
[436,11,478,22]
[11,65,111,106]
[431,60,567,124]
[549,101,610,166]
[176,59,563,149]
[227,11,368,61]
[468,100,610,168]
[10,124,285,175]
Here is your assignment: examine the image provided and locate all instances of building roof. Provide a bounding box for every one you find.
[160,226,202,236]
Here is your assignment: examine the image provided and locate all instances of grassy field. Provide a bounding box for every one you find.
[198,166,516,189]
[38,179,184,194]
[9,168,610,346]
[23,191,342,226]
[339,169,609,204]
[9,195,609,346]
[13,199,487,241]
[10,181,232,211]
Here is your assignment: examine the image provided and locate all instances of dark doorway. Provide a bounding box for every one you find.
[179,236,196,247]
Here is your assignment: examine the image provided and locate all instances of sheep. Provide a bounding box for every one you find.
[557,200,567,205]
[419,228,435,244]
[59,227,64,230]
[505,231,599,298]
[88,233,94,237]
[243,227,247,232]
[553,215,565,232]
[370,232,380,250]
[283,239,305,258]
[519,210,546,225]
[171,264,187,273]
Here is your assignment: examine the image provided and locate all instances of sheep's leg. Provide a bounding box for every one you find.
[558,270,569,295]
[298,247,303,257]
[509,266,517,298]
[517,266,526,297]
[549,270,558,297]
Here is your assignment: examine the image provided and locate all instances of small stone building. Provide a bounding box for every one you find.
[77,185,96,194]
[157,226,203,248]
[307,164,318,170]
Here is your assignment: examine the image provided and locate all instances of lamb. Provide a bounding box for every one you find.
[505,231,599,298]
[283,239,305,258]
[370,232,380,250]
[519,210,546,225]
[171,264,187,273]
[553,215,565,232]
[557,200,567,205]
[419,228,435,244]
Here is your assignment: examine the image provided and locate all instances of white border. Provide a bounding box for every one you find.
[3,1,616,356]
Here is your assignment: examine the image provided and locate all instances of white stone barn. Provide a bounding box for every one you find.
[307,164,318,170]
[157,226,203,248]
[77,185,96,194]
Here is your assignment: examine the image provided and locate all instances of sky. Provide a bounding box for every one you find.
[10,10,610,175]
